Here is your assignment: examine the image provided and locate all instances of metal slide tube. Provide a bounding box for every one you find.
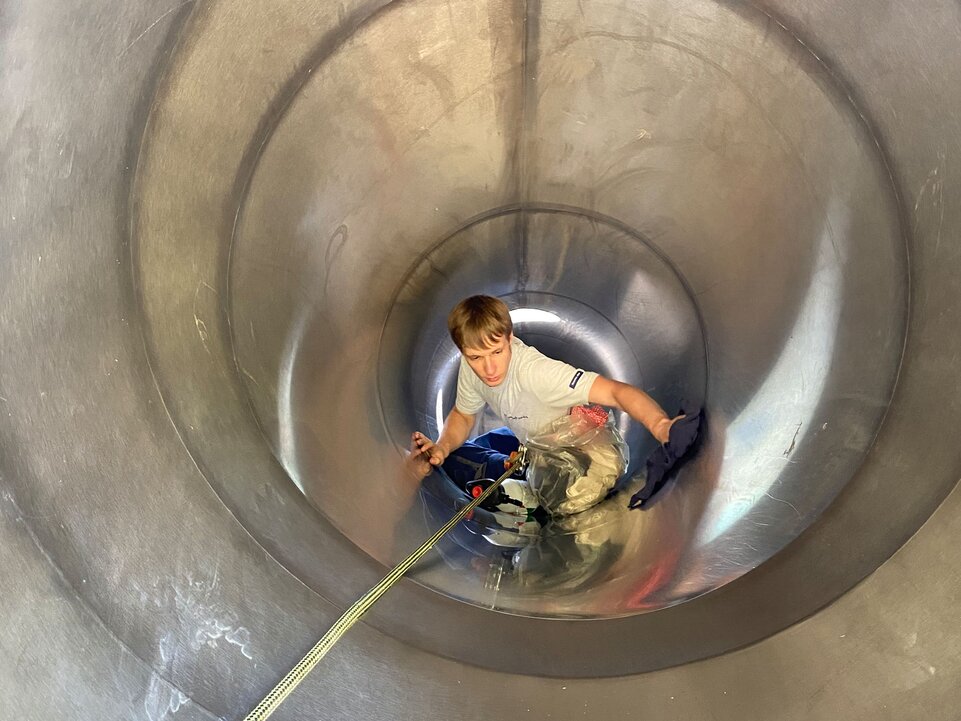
[2,1,961,719]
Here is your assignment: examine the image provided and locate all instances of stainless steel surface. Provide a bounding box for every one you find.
[1,0,960,718]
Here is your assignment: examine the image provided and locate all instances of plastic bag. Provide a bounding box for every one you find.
[525,405,629,516]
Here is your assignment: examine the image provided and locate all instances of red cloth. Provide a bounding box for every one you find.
[571,404,609,428]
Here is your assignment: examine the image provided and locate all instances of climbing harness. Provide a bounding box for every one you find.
[242,447,528,721]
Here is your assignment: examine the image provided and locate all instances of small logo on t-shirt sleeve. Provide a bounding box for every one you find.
[569,370,584,389]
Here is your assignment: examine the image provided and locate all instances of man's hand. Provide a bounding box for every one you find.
[405,409,473,480]
[652,414,685,445]
[408,431,448,478]
[589,376,681,444]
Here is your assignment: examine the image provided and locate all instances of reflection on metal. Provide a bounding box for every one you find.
[698,212,845,545]
[510,307,562,324]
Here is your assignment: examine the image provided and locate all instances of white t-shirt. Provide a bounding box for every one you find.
[454,337,599,439]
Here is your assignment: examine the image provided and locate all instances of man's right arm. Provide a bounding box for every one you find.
[412,407,475,469]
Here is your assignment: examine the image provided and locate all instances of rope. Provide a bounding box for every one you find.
[242,451,527,721]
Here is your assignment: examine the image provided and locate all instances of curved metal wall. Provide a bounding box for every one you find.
[2,1,960,719]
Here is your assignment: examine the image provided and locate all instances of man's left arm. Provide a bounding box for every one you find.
[588,376,679,444]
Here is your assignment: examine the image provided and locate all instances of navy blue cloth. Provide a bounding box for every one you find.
[629,406,704,509]
[442,427,521,491]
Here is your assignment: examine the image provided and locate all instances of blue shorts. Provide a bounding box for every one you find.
[442,427,521,490]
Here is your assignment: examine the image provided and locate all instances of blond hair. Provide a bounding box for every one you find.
[447,295,513,351]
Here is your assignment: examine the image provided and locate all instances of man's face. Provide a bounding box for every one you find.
[462,333,512,387]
